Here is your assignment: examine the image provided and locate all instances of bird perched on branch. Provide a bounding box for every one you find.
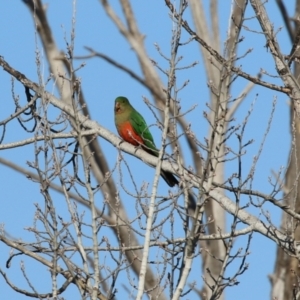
[114,96,178,187]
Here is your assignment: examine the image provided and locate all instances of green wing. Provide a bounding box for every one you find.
[129,109,158,155]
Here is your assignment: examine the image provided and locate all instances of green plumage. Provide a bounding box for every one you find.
[114,96,178,187]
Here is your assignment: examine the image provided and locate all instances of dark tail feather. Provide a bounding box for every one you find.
[187,190,196,211]
[161,170,196,211]
[160,170,179,187]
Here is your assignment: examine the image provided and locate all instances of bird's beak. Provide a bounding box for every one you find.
[115,102,120,112]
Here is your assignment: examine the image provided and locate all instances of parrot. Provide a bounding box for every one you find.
[114,96,178,187]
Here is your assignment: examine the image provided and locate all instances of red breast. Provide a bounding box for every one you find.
[117,121,144,146]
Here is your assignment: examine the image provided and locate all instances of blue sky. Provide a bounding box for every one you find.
[0,1,292,299]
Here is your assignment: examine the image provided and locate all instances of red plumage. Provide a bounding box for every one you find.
[117,121,144,146]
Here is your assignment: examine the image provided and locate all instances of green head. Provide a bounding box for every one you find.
[114,96,132,114]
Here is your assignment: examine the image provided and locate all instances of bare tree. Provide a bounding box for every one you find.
[0,0,300,299]
[270,1,300,299]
